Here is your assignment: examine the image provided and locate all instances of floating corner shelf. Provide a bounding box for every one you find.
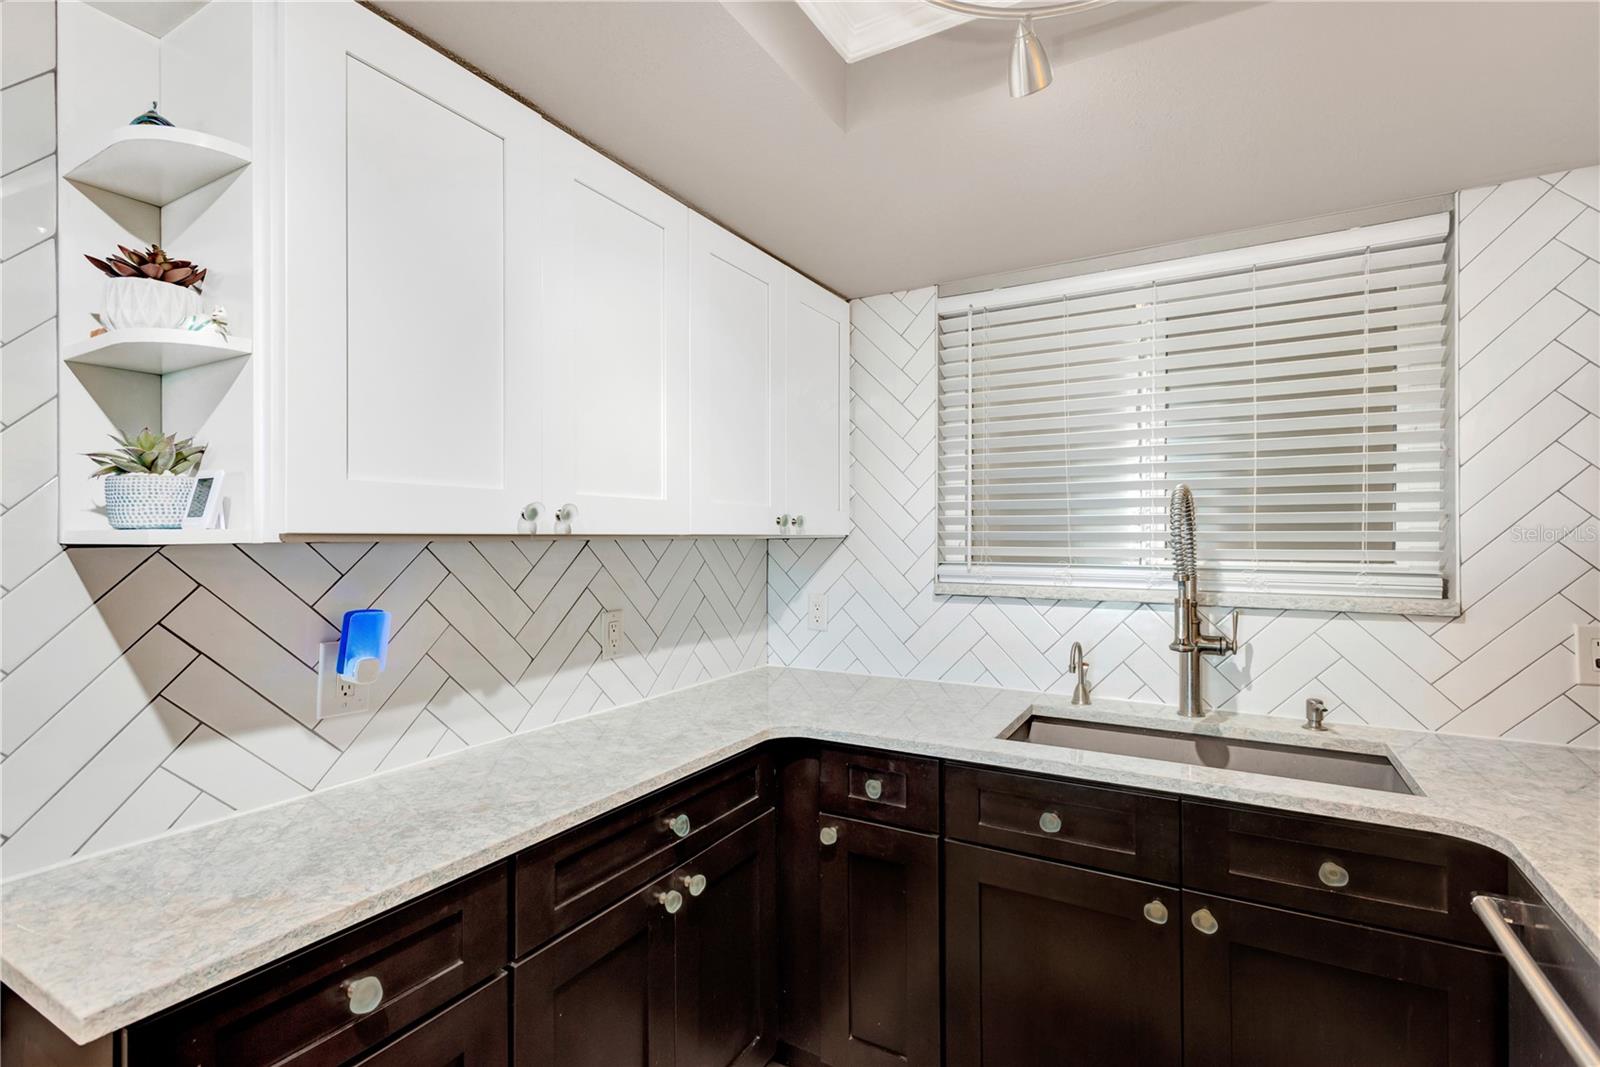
[59,526,249,547]
[63,329,251,374]
[64,125,251,207]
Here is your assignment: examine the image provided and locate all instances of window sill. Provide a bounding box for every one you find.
[932,580,1461,617]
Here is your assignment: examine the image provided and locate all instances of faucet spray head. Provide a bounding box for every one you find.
[1168,484,1197,582]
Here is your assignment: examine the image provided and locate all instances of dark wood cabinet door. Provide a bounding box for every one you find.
[1181,892,1507,1067]
[512,872,677,1067]
[818,816,940,1067]
[945,841,1181,1067]
[675,813,779,1067]
[352,974,507,1067]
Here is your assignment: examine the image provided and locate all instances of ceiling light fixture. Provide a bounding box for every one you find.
[925,0,1104,98]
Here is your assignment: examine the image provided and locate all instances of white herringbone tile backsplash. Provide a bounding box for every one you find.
[0,539,766,877]
[769,175,1600,748]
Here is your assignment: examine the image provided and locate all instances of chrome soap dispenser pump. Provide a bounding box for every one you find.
[1167,484,1238,718]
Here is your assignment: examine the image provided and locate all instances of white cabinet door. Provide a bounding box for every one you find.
[689,215,786,535]
[783,273,850,536]
[278,1,542,534]
[540,128,690,534]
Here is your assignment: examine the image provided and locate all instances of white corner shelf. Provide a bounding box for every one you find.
[60,526,246,547]
[63,329,251,374]
[64,126,250,207]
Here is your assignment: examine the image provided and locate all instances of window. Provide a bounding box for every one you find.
[936,212,1455,612]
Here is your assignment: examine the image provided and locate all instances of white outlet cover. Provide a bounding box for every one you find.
[602,609,625,660]
[317,641,372,719]
[808,592,828,632]
[1577,624,1600,685]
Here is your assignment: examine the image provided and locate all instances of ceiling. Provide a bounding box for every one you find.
[374,1,1600,298]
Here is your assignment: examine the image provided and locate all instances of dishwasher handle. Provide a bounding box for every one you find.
[1473,894,1600,1067]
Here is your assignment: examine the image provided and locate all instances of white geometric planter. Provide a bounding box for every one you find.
[101,276,202,329]
[103,473,194,529]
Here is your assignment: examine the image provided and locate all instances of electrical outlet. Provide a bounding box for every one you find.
[1577,624,1600,685]
[602,609,625,660]
[317,642,371,720]
[808,592,828,631]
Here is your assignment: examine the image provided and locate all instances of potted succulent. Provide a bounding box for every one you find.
[87,429,207,530]
[84,244,208,329]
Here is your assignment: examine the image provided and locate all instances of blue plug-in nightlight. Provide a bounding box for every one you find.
[336,609,390,684]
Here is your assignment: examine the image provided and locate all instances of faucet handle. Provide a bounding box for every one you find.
[1227,610,1239,652]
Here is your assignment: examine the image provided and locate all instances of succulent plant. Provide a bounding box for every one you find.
[86,428,206,477]
[84,244,206,292]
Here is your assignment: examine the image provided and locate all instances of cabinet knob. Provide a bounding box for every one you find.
[776,515,790,529]
[863,777,884,800]
[1143,899,1169,926]
[1191,908,1219,936]
[665,813,691,838]
[343,975,384,1015]
[1038,811,1062,834]
[1318,860,1350,888]
[657,889,684,915]
[679,873,708,897]
[819,825,839,846]
[791,514,805,529]
[520,501,543,524]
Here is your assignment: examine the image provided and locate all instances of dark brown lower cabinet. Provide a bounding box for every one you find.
[675,813,779,1067]
[818,816,940,1067]
[511,871,676,1067]
[944,840,1182,1067]
[352,974,508,1066]
[512,812,777,1067]
[1181,892,1507,1067]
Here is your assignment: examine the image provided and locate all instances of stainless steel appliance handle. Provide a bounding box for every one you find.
[1472,894,1600,1067]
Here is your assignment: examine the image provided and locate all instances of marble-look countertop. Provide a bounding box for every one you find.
[4,667,1597,1044]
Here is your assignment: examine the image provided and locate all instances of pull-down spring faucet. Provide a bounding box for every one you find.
[1167,484,1237,717]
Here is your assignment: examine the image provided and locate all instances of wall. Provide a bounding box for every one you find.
[770,173,1600,745]
[0,6,764,880]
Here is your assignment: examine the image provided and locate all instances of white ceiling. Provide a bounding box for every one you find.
[374,1,1600,298]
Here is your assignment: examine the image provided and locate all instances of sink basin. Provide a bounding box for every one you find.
[1003,712,1417,795]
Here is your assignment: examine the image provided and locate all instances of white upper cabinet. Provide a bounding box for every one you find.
[783,275,850,536]
[689,214,787,535]
[540,127,690,535]
[276,1,543,534]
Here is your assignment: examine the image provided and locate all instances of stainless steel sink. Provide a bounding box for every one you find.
[1003,712,1417,795]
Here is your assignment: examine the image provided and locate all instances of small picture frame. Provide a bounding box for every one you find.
[182,471,225,530]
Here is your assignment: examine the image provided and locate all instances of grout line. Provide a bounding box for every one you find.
[71,720,202,861]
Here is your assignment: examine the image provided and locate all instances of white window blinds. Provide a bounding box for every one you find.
[936,212,1455,609]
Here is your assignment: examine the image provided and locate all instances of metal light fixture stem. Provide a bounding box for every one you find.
[1009,17,1052,97]
[924,0,1104,98]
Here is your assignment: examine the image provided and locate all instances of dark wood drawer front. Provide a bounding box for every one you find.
[516,754,772,956]
[944,765,1180,882]
[351,973,507,1067]
[128,866,509,1067]
[819,748,939,832]
[1182,801,1507,945]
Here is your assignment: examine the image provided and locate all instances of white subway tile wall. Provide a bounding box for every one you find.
[769,175,1599,745]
